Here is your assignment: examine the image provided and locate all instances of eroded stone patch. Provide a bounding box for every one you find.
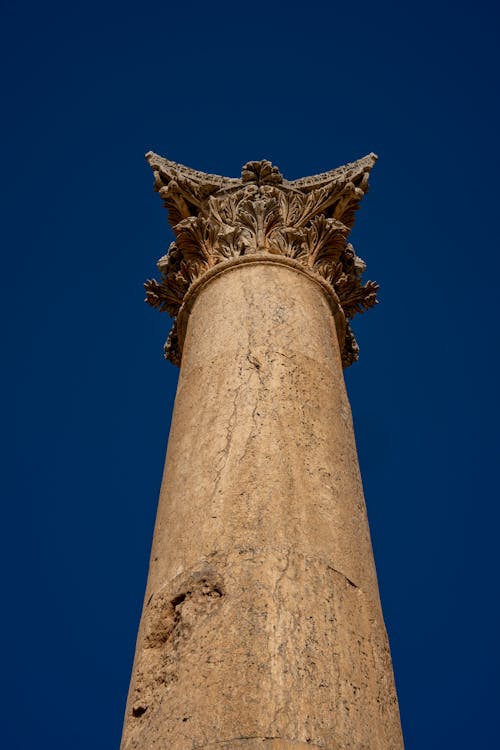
[128,566,225,729]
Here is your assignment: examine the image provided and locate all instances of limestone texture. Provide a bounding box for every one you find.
[120,259,404,749]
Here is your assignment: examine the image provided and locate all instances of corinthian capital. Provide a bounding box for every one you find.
[144,153,379,367]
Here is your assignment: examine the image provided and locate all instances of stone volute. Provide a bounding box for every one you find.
[120,154,405,750]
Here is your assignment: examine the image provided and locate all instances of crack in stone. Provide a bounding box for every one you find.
[267,548,292,736]
[227,544,363,594]
[210,364,253,505]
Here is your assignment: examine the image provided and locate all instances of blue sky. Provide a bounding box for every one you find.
[2,1,499,747]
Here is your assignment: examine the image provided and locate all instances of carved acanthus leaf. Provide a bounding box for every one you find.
[241,160,283,185]
[145,154,379,367]
[267,226,306,260]
[159,182,192,228]
[164,322,181,367]
[341,325,360,368]
[237,197,282,252]
[175,217,218,268]
[302,215,348,268]
[337,277,379,319]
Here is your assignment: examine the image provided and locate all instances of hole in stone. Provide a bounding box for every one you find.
[171,593,187,608]
[132,705,148,718]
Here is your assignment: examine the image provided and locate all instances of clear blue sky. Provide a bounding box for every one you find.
[2,1,499,747]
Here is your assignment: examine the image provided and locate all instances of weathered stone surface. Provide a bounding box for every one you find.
[121,260,404,749]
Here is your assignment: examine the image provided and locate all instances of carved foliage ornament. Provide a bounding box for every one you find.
[144,153,379,367]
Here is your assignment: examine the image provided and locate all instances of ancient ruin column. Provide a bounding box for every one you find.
[120,155,404,750]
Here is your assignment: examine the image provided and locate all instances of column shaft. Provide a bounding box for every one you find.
[121,260,403,749]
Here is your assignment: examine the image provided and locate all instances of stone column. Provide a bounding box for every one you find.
[120,155,404,750]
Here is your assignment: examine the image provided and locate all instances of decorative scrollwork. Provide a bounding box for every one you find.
[144,153,379,367]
